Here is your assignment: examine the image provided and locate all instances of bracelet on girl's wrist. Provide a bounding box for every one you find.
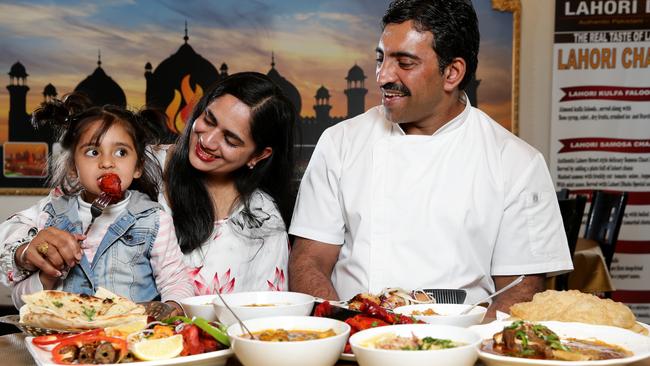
[16,227,38,271]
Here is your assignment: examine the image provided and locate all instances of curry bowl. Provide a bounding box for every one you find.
[470,320,650,366]
[349,323,481,366]
[212,291,314,326]
[179,295,218,322]
[227,315,350,366]
[393,303,487,327]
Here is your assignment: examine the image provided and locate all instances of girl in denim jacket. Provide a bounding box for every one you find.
[10,96,192,311]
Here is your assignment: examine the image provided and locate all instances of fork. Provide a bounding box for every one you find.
[83,192,112,236]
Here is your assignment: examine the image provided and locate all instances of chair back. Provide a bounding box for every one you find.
[558,195,587,258]
[555,196,587,291]
[584,191,628,270]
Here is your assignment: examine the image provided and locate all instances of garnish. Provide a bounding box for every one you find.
[81,306,96,321]
[52,301,63,308]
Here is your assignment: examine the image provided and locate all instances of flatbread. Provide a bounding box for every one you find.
[19,287,146,330]
[509,290,648,335]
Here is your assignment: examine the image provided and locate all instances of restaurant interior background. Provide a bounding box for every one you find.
[1,0,648,321]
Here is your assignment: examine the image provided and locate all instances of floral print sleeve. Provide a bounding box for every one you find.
[0,194,55,286]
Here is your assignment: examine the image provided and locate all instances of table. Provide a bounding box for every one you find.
[3,332,650,366]
[547,238,615,293]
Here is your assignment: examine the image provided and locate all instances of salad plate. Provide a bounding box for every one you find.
[25,337,233,366]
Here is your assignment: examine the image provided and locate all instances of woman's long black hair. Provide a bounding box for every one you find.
[165,72,295,253]
[32,93,164,201]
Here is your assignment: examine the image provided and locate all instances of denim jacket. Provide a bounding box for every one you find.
[43,191,162,302]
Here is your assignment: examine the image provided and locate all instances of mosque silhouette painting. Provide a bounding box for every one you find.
[3,28,479,190]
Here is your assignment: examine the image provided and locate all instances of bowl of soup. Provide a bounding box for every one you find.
[227,315,350,366]
[349,323,481,366]
[212,291,314,326]
[179,295,218,321]
[393,303,487,327]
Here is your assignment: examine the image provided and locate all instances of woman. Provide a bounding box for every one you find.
[1,72,295,295]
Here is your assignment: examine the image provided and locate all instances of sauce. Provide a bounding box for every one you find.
[251,328,336,342]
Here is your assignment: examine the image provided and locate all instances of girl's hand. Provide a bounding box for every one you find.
[39,271,59,290]
[16,227,85,278]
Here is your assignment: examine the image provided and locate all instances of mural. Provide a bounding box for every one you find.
[0,0,513,193]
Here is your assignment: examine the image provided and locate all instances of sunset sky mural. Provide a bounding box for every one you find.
[0,0,513,144]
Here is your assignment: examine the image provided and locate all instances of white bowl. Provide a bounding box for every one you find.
[349,323,481,366]
[227,315,350,366]
[212,291,314,326]
[179,295,218,321]
[393,304,487,327]
[471,320,650,366]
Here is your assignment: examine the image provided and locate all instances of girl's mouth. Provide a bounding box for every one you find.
[194,138,218,162]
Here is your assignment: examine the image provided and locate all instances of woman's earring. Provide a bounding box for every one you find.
[248,162,255,169]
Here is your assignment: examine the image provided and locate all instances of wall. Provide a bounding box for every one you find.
[0,0,557,304]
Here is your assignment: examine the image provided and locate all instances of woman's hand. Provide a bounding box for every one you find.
[165,301,185,317]
[16,227,85,278]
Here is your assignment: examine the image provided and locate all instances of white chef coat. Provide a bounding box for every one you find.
[289,99,573,303]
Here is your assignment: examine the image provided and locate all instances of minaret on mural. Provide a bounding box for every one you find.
[344,64,367,118]
[314,85,332,125]
[7,62,30,142]
[43,83,57,102]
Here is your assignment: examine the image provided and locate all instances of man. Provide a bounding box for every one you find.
[288,0,572,315]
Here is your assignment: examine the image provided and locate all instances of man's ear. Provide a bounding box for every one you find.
[443,57,466,92]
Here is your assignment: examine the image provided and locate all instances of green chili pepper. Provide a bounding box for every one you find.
[192,318,231,347]
[163,315,193,324]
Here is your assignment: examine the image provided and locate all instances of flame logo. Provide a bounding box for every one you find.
[165,74,203,134]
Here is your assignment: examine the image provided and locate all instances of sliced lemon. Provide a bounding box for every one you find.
[105,317,148,337]
[131,334,184,361]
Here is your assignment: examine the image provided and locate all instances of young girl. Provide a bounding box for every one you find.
[10,97,193,309]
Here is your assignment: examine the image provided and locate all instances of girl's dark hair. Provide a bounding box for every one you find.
[382,0,479,90]
[32,93,164,201]
[165,72,295,253]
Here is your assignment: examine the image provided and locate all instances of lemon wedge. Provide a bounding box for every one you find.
[105,317,148,337]
[131,334,183,361]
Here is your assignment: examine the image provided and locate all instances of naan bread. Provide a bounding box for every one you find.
[510,290,647,335]
[19,287,146,330]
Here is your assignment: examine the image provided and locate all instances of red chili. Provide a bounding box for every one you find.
[51,335,127,365]
[33,329,103,347]
[345,315,389,331]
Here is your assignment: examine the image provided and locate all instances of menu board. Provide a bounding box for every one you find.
[550,0,650,321]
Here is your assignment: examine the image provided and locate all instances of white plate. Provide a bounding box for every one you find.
[25,337,233,366]
[470,321,650,366]
[340,352,355,361]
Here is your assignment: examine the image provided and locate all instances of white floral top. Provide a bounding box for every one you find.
[153,146,290,295]
[180,191,289,295]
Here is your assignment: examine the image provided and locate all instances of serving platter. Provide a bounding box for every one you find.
[470,321,650,366]
[25,337,233,366]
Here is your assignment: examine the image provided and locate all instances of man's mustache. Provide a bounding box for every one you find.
[381,83,411,96]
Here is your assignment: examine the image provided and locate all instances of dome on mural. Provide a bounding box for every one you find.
[346,64,366,81]
[9,62,28,78]
[315,85,330,99]
[150,42,218,102]
[43,83,57,97]
[267,55,301,115]
[75,58,126,107]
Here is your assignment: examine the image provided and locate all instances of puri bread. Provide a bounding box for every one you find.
[510,290,647,335]
[19,287,146,330]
